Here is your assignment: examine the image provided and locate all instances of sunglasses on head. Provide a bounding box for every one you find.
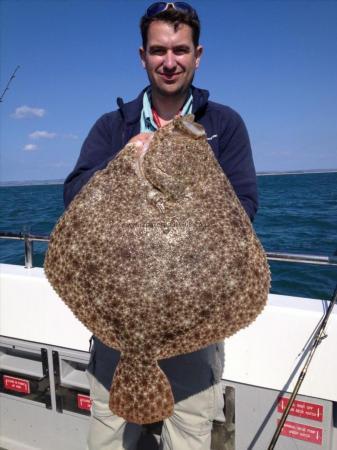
[146,2,195,18]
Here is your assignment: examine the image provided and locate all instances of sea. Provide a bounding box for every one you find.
[0,172,336,301]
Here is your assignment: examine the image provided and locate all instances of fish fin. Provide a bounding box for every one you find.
[109,354,174,424]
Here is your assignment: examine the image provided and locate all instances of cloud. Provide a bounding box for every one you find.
[29,130,57,139]
[11,105,46,119]
[23,144,38,151]
[62,133,79,140]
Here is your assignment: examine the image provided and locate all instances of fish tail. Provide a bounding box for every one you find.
[109,354,174,424]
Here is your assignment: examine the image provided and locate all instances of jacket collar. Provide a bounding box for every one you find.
[116,85,209,125]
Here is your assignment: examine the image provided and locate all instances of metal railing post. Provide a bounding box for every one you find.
[24,234,33,268]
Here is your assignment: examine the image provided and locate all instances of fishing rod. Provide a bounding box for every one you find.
[267,282,337,449]
[0,65,20,103]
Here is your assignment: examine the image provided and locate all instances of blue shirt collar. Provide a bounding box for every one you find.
[140,88,193,133]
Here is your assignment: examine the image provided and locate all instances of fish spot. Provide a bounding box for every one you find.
[116,246,132,259]
[200,291,213,302]
[200,309,212,319]
[64,272,73,283]
[87,263,98,274]
[112,318,121,328]
[163,332,175,341]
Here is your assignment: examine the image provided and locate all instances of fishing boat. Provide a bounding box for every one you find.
[0,232,336,450]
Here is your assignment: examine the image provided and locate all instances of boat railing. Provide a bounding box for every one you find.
[0,231,337,269]
[0,231,49,268]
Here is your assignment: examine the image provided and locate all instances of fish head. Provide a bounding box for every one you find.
[143,116,211,200]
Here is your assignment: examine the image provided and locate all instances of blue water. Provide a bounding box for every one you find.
[0,173,336,300]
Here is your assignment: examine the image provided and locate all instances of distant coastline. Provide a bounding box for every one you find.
[257,169,337,176]
[0,169,336,187]
[0,179,65,187]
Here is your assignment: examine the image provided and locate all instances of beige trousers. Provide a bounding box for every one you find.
[86,371,224,450]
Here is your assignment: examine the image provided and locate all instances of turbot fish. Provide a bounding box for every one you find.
[44,115,270,424]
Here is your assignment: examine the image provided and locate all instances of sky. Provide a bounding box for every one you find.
[1,0,337,182]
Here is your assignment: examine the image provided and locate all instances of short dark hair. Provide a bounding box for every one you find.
[140,7,201,50]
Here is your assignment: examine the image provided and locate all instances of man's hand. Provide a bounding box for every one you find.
[128,134,155,179]
[128,132,154,146]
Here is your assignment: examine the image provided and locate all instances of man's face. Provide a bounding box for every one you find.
[140,21,203,98]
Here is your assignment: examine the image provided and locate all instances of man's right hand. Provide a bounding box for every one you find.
[128,132,154,146]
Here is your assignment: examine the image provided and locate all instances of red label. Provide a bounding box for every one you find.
[3,375,30,394]
[279,420,323,445]
[278,397,323,422]
[77,394,92,411]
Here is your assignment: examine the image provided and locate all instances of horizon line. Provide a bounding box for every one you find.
[1,169,337,187]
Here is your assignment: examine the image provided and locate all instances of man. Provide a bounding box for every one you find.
[64,3,258,449]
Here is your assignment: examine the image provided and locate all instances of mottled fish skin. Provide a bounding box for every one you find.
[44,115,270,424]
